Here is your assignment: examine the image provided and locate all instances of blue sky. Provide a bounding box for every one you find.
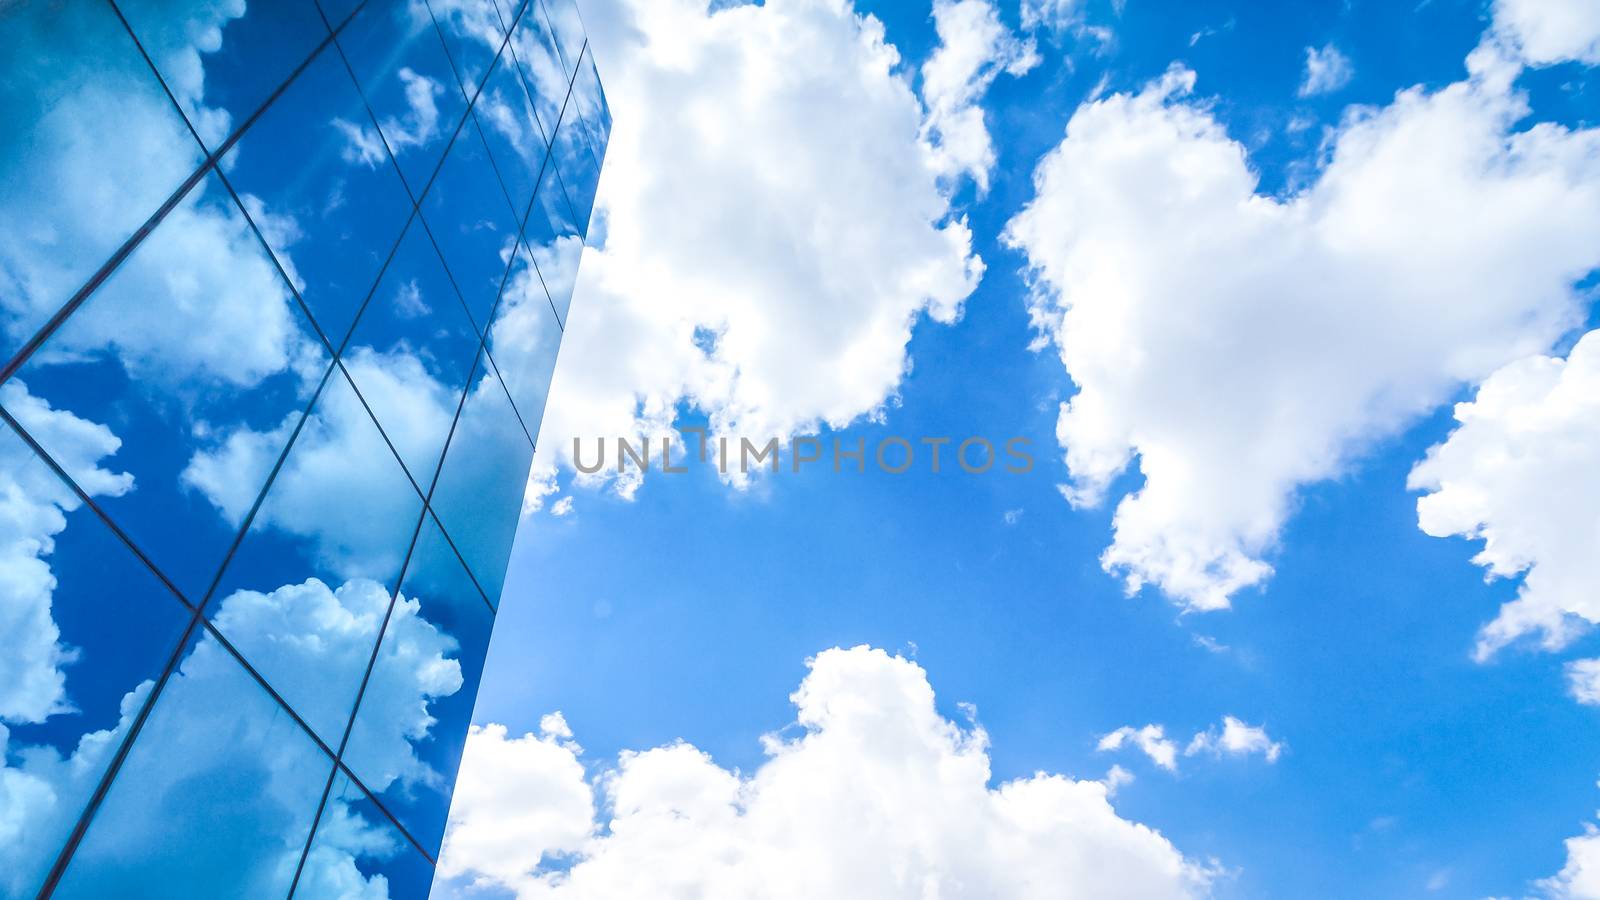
[458,0,1600,897]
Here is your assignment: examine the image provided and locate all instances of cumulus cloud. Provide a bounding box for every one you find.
[1099,716,1282,770]
[437,646,1214,899]
[1005,38,1600,610]
[1097,724,1179,771]
[1298,43,1353,97]
[1493,0,1600,67]
[526,0,984,502]
[1409,330,1600,659]
[1540,819,1600,899]
[436,717,595,889]
[921,0,1039,192]
[0,383,133,726]
[1184,717,1284,764]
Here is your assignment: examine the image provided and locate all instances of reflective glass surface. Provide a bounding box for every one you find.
[201,366,425,749]
[569,43,611,171]
[0,415,192,900]
[5,169,332,602]
[117,0,328,152]
[0,1,201,363]
[335,0,471,197]
[500,0,570,143]
[420,121,523,332]
[429,0,514,104]
[341,512,493,855]
[340,221,483,485]
[293,771,437,899]
[218,43,416,348]
[540,0,585,80]
[428,353,535,601]
[51,627,333,898]
[489,244,566,434]
[1,0,606,891]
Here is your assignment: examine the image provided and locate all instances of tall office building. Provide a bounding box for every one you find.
[0,0,606,895]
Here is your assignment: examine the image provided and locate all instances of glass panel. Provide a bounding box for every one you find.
[0,410,192,900]
[51,626,333,899]
[218,42,416,349]
[489,244,565,431]
[199,366,426,749]
[429,0,512,104]
[539,0,584,80]
[117,0,327,152]
[553,115,600,240]
[470,48,550,223]
[317,0,367,33]
[293,770,436,899]
[340,221,483,485]
[341,511,493,856]
[502,0,569,144]
[569,43,611,170]
[419,126,522,332]
[427,352,534,601]
[0,0,202,364]
[5,169,332,603]
[335,0,470,198]
[518,158,584,324]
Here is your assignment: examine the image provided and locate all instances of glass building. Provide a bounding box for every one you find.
[0,0,607,896]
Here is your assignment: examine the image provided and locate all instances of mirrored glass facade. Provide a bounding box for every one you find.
[0,0,607,896]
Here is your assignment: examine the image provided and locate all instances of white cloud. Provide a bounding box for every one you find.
[1540,820,1600,899]
[526,0,984,504]
[1570,660,1600,706]
[0,392,136,887]
[1184,717,1283,763]
[1493,0,1600,67]
[436,718,595,889]
[921,0,1039,192]
[1005,39,1600,610]
[0,382,133,727]
[1097,724,1179,771]
[437,646,1214,899]
[1409,330,1600,659]
[1299,43,1353,97]
[1099,716,1282,770]
[335,66,446,168]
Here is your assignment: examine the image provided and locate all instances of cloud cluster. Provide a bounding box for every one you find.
[1099,716,1283,771]
[437,646,1214,899]
[526,0,995,503]
[1409,330,1600,659]
[921,0,1039,192]
[1006,37,1600,610]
